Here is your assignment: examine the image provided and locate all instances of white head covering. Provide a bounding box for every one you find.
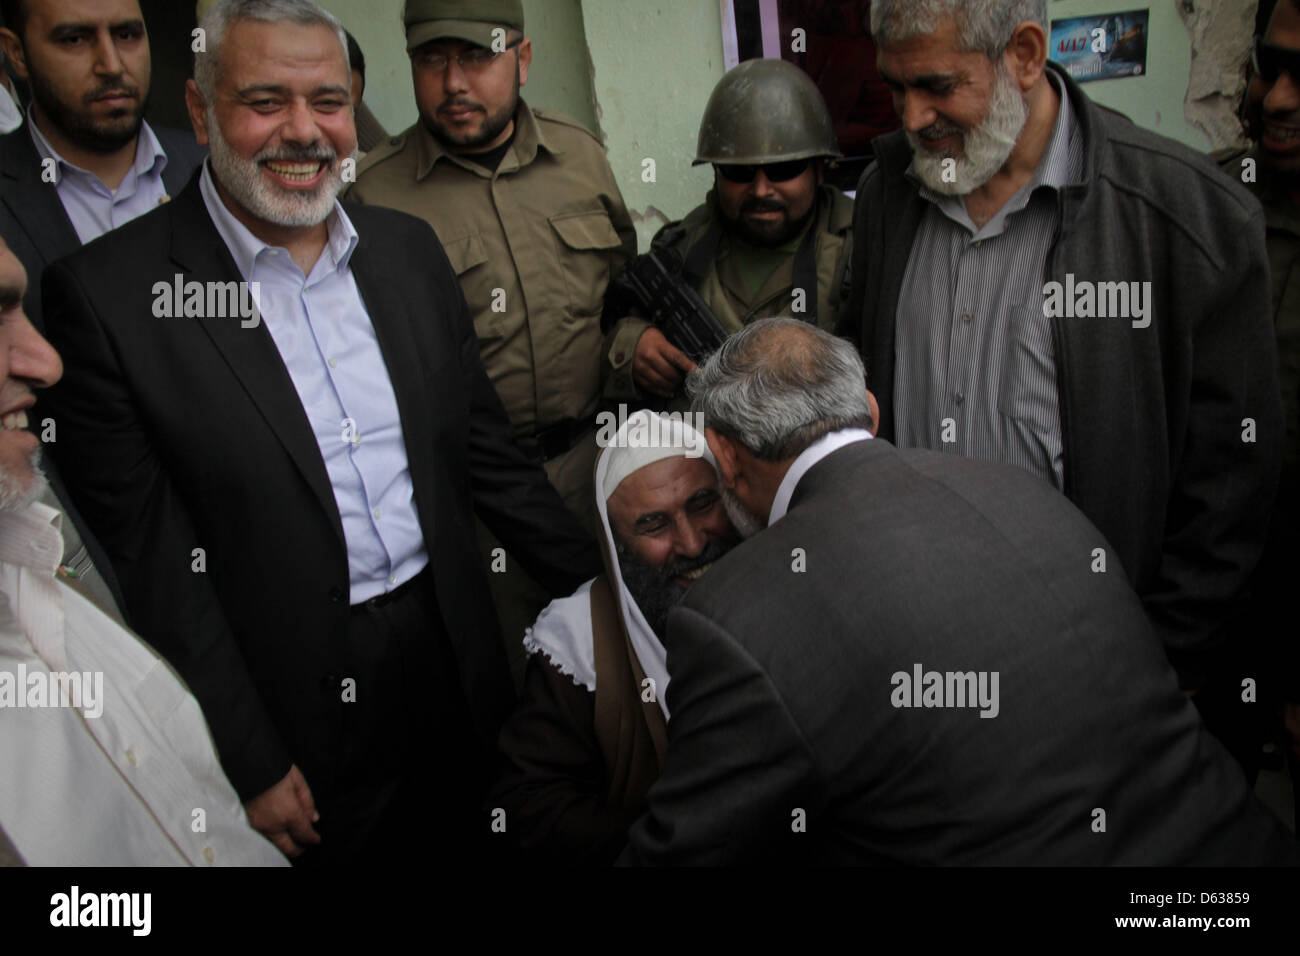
[524,411,717,720]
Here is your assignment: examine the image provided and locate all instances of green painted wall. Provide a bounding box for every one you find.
[581,1,727,249]
[1047,0,1210,151]
[318,0,598,139]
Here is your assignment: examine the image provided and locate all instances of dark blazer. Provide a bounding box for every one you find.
[0,122,205,330]
[0,121,204,622]
[839,63,1282,689]
[623,439,1296,865]
[40,172,602,801]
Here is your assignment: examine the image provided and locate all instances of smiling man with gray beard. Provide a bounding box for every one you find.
[38,0,599,866]
[840,0,1282,774]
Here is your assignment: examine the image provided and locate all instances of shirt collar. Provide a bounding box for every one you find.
[0,498,64,575]
[414,98,559,180]
[768,428,873,525]
[199,161,359,281]
[27,109,167,188]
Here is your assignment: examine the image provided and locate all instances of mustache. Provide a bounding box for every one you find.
[84,83,140,105]
[255,144,337,164]
[741,197,787,215]
[439,97,484,113]
[658,537,735,581]
[918,123,963,141]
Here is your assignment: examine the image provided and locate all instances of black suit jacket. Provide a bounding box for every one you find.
[41,172,601,801]
[0,121,205,330]
[623,439,1296,865]
[0,122,204,622]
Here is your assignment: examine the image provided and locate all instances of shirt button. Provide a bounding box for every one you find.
[125,748,137,767]
[328,358,337,368]
[961,312,972,323]
[388,574,397,586]
[972,240,982,248]
[955,392,965,406]
[372,508,381,520]
[203,846,215,864]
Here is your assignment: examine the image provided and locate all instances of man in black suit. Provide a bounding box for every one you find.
[622,318,1296,865]
[0,0,205,623]
[41,0,598,864]
[0,0,205,330]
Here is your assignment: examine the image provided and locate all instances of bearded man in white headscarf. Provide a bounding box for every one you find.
[488,410,739,864]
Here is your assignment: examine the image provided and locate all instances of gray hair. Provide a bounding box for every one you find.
[870,0,1047,59]
[194,0,349,104]
[686,318,873,462]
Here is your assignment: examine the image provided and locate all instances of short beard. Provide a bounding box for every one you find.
[907,61,1029,196]
[721,486,764,539]
[0,449,48,513]
[28,68,146,154]
[422,68,520,151]
[616,536,735,639]
[206,107,349,228]
[724,192,818,246]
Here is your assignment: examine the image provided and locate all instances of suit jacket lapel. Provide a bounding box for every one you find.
[167,177,345,548]
[0,128,80,267]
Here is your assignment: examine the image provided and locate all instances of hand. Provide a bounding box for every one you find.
[633,327,697,398]
[244,764,321,858]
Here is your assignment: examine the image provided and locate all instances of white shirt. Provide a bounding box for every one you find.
[0,499,288,866]
[768,429,873,525]
[199,163,427,603]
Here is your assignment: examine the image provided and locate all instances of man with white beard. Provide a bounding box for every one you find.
[839,0,1282,772]
[0,236,286,865]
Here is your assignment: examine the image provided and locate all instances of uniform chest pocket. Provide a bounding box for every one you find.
[548,210,625,320]
[440,232,502,341]
[442,232,489,277]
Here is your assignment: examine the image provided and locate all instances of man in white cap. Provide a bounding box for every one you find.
[488,410,739,864]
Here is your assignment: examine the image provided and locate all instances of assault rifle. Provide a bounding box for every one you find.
[618,246,729,364]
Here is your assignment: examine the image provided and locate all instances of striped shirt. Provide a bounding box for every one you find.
[893,72,1084,488]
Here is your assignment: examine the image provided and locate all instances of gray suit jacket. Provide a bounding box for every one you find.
[623,439,1296,865]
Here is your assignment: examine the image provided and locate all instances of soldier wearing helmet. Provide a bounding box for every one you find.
[603,58,855,403]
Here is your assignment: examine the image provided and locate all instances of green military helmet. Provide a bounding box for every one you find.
[694,59,842,166]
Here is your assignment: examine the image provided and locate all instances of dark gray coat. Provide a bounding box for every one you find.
[840,64,1282,687]
[623,439,1295,865]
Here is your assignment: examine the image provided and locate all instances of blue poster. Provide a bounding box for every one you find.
[1050,10,1149,83]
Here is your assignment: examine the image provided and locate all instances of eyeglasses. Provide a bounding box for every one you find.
[1252,37,1300,84]
[714,158,812,184]
[413,38,522,73]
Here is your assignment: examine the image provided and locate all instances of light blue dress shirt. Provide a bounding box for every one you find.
[27,110,170,244]
[199,163,428,603]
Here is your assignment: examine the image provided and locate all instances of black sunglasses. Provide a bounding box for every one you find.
[715,158,811,184]
[1253,38,1300,83]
